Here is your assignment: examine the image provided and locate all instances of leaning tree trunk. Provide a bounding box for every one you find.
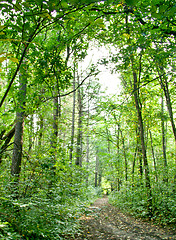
[157,66,176,143]
[0,126,15,164]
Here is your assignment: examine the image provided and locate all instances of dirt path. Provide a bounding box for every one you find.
[73,197,176,240]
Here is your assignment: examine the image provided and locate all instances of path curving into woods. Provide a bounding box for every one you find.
[70,197,176,240]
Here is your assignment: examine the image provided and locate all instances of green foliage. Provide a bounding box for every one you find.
[109,182,176,226]
[0,166,100,239]
[0,0,176,238]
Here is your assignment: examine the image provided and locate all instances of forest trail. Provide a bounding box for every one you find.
[72,197,176,240]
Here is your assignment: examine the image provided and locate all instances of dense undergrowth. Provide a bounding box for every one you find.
[0,166,101,240]
[109,181,176,229]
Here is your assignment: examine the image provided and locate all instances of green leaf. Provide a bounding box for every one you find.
[0,56,6,63]
[9,57,19,63]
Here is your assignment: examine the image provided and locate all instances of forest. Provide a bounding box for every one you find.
[0,0,176,239]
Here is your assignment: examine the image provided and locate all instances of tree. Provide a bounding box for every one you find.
[11,62,27,183]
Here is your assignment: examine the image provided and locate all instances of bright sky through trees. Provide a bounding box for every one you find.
[81,45,121,94]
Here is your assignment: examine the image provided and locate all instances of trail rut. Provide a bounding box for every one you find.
[72,197,176,240]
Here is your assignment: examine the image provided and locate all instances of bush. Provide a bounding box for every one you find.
[109,181,176,226]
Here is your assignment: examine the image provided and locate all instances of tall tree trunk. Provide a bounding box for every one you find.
[115,121,121,191]
[105,119,114,190]
[69,66,76,164]
[149,130,158,182]
[161,92,168,182]
[51,97,59,149]
[121,130,128,182]
[11,70,27,191]
[116,123,120,191]
[76,77,83,167]
[95,150,99,188]
[132,67,152,215]
[157,66,176,143]
[28,115,33,153]
[38,113,44,147]
[137,126,143,178]
[49,82,61,192]
[132,146,137,183]
[51,82,61,151]
[126,10,152,212]
[86,81,90,186]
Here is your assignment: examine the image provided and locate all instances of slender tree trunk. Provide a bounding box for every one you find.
[95,151,99,188]
[157,66,176,143]
[137,126,143,178]
[51,96,59,149]
[161,92,168,182]
[105,119,114,190]
[116,122,121,191]
[121,130,128,182]
[149,130,158,182]
[86,82,90,186]
[51,82,61,151]
[132,146,137,183]
[28,115,33,153]
[69,67,76,164]
[76,77,83,167]
[38,114,44,146]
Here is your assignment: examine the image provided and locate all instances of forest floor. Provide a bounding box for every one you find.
[69,197,176,240]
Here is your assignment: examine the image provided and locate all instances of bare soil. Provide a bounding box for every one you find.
[71,197,176,240]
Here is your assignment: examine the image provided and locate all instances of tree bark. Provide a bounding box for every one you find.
[157,66,176,143]
[132,66,152,214]
[11,71,27,181]
[28,115,33,153]
[86,81,90,186]
[76,76,83,167]
[0,127,15,163]
[121,130,128,182]
[137,126,143,177]
[38,114,44,146]
[149,130,158,182]
[69,66,76,164]
[51,81,61,150]
[95,152,99,188]
[161,92,168,182]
